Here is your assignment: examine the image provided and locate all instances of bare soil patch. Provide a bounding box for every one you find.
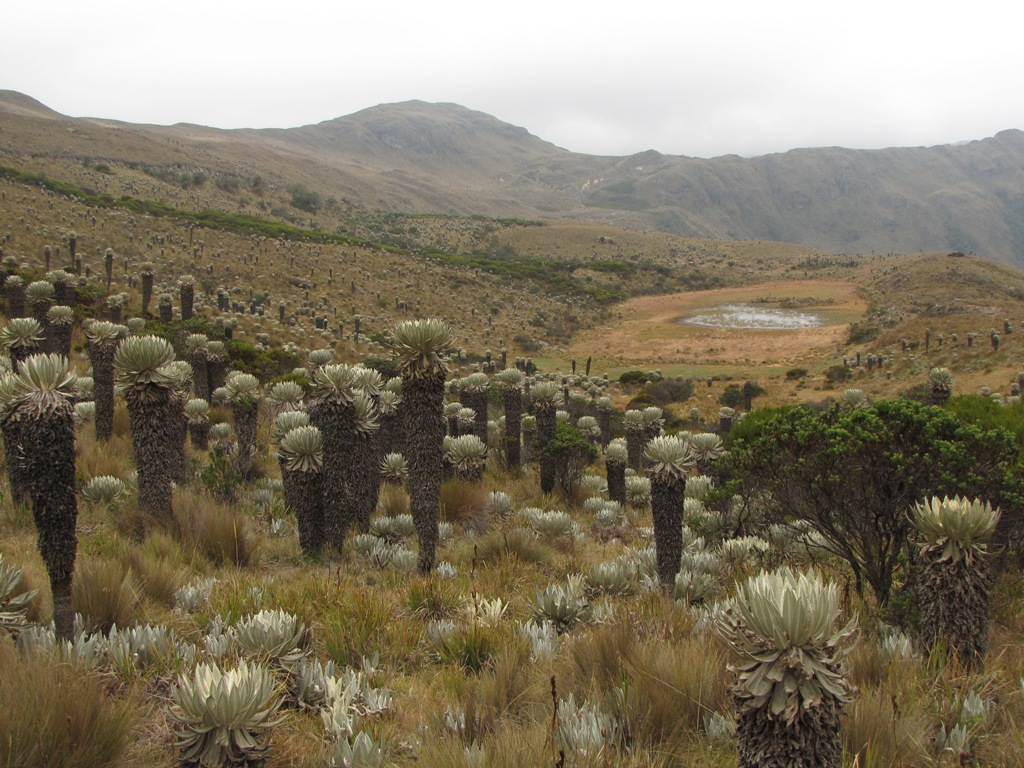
[570,280,866,368]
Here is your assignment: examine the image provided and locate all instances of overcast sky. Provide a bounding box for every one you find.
[4,0,1021,159]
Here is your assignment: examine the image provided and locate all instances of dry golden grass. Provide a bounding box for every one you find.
[124,534,187,607]
[72,556,142,632]
[5,146,1024,768]
[173,488,261,568]
[439,478,489,526]
[0,634,140,767]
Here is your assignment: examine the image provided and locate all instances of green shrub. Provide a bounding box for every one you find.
[900,382,932,404]
[618,370,649,388]
[824,365,853,387]
[362,356,400,380]
[269,370,313,395]
[945,394,1024,446]
[539,422,599,496]
[226,341,301,380]
[288,184,322,213]
[719,382,765,408]
[848,322,880,344]
[646,378,694,404]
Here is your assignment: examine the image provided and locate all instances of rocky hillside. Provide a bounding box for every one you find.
[2,91,1023,264]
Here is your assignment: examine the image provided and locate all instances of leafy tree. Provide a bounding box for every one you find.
[539,421,598,497]
[723,399,1021,604]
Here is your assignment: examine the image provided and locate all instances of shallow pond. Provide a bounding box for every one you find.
[681,303,823,330]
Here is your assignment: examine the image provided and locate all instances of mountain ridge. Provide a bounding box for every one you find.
[2,90,1022,263]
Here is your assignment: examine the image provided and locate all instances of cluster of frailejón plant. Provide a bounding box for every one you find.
[911,495,1000,669]
[714,568,857,768]
[169,661,284,767]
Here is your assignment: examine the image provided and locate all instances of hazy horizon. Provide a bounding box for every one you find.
[4,0,1022,159]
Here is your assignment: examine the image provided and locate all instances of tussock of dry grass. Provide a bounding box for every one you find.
[173,489,261,567]
[440,478,489,527]
[76,424,134,481]
[321,585,424,671]
[0,635,140,767]
[72,556,142,632]
[125,534,187,607]
[378,484,411,518]
[468,527,554,566]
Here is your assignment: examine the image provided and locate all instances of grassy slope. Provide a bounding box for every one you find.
[3,150,1024,766]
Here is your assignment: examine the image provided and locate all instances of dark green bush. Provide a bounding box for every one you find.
[719,382,765,408]
[362,356,400,380]
[647,378,694,404]
[946,394,1024,446]
[226,341,301,380]
[618,370,650,388]
[824,365,853,387]
[539,422,598,496]
[847,322,880,344]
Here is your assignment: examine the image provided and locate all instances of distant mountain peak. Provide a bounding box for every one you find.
[0,90,65,119]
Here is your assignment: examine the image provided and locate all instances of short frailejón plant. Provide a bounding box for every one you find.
[169,660,284,767]
[224,373,261,481]
[1,316,44,368]
[714,568,857,768]
[0,552,37,634]
[309,363,358,552]
[496,368,524,469]
[911,495,999,670]
[86,323,125,438]
[604,438,628,509]
[622,409,646,471]
[930,367,954,406]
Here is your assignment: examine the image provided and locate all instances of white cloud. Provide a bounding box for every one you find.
[3,0,1022,157]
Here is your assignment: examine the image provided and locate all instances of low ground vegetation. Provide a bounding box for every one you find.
[4,152,1024,767]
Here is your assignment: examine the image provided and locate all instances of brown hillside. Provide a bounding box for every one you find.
[3,91,1023,264]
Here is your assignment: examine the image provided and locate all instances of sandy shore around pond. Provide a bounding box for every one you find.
[568,280,867,367]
